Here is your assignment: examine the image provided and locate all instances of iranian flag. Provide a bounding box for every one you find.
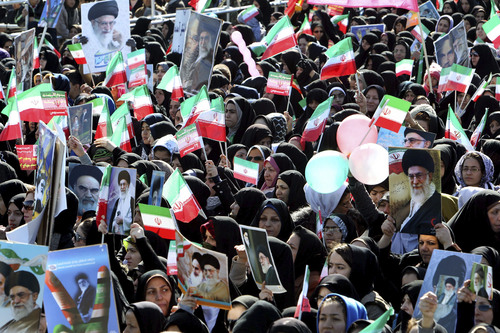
[67,43,87,65]
[331,14,349,34]
[496,82,500,101]
[162,169,205,222]
[197,96,226,142]
[285,0,298,17]
[372,95,411,133]
[0,79,5,101]
[472,73,492,102]
[249,41,267,57]
[188,0,211,12]
[127,49,147,89]
[176,123,202,157]
[94,99,112,140]
[296,19,313,38]
[157,65,184,101]
[444,64,474,93]
[240,5,260,22]
[437,67,451,93]
[111,103,135,139]
[470,108,488,149]
[110,117,132,152]
[103,51,127,88]
[261,16,297,60]
[445,106,474,151]
[483,13,500,48]
[396,59,413,77]
[307,0,418,11]
[294,266,311,319]
[0,106,22,141]
[411,24,430,42]
[96,165,112,227]
[132,85,154,120]
[359,308,394,333]
[266,72,292,96]
[321,37,356,80]
[33,38,40,69]
[138,204,176,240]
[44,38,61,58]
[180,85,211,128]
[302,96,333,142]
[17,83,54,123]
[491,0,499,18]
[7,69,16,99]
[233,157,259,184]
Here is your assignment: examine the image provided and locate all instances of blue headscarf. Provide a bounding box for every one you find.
[317,293,368,332]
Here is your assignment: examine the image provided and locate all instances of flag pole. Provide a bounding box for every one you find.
[316,132,324,152]
[86,63,96,88]
[416,11,434,93]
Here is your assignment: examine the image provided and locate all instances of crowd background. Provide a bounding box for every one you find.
[0,0,500,332]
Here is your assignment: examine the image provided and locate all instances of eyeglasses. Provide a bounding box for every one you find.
[408,172,429,180]
[476,304,493,312]
[247,156,263,162]
[470,51,479,57]
[403,138,426,144]
[462,166,480,173]
[77,184,100,195]
[9,291,32,301]
[73,232,86,242]
[95,19,116,28]
[22,200,34,211]
[323,226,341,233]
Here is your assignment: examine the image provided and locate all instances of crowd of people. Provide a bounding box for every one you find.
[0,0,500,332]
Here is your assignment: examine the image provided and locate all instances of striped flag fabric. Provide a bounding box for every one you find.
[162,169,205,222]
[437,67,451,93]
[7,68,16,99]
[176,123,203,157]
[16,83,54,123]
[470,108,488,149]
[197,96,226,142]
[110,117,132,152]
[240,5,260,22]
[0,79,5,101]
[331,14,349,34]
[294,265,311,319]
[285,0,298,17]
[33,38,40,69]
[261,16,297,60]
[127,49,147,89]
[233,157,259,184]
[111,103,135,139]
[359,308,394,333]
[395,59,413,77]
[132,85,154,121]
[445,105,474,151]
[496,82,500,101]
[484,13,500,48]
[180,85,211,128]
[188,0,211,12]
[296,19,313,38]
[302,96,333,142]
[491,0,499,18]
[94,98,112,140]
[471,73,492,102]
[96,165,112,227]
[321,37,356,80]
[67,43,87,65]
[157,65,184,101]
[103,51,127,88]
[0,104,22,141]
[307,0,418,11]
[444,64,474,93]
[266,72,292,96]
[372,96,411,133]
[138,204,176,240]
[411,24,430,42]
[44,38,61,58]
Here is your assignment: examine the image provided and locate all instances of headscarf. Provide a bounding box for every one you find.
[233,187,267,225]
[486,112,500,137]
[226,97,256,144]
[471,44,500,79]
[227,143,247,168]
[317,293,368,332]
[205,216,241,259]
[276,143,308,176]
[304,182,348,221]
[232,300,282,332]
[260,153,296,191]
[311,274,360,304]
[165,309,209,332]
[129,301,166,333]
[454,151,495,190]
[269,318,312,333]
[251,198,294,242]
[433,143,458,195]
[134,270,176,315]
[436,15,454,33]
[275,170,307,212]
[448,189,500,252]
[346,245,380,298]
[7,193,25,229]
[327,214,358,244]
[292,226,327,278]
[240,124,273,148]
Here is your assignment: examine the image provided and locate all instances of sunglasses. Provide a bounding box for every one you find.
[476,304,493,312]
[73,232,86,242]
[246,156,263,162]
[23,200,34,211]
[470,51,479,57]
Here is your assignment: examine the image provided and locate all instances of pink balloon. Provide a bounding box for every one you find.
[336,114,378,155]
[349,143,389,185]
[231,31,260,77]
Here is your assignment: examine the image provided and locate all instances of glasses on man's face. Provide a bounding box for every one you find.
[95,19,116,28]
[23,200,34,211]
[403,138,426,144]
[408,172,429,180]
[247,156,263,162]
[462,166,480,173]
[9,291,32,301]
[476,303,493,312]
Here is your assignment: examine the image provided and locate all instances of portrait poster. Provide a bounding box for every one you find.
[413,250,481,333]
[388,147,441,234]
[350,24,385,42]
[434,21,469,69]
[38,0,64,28]
[419,1,440,20]
[68,163,105,217]
[16,145,37,171]
[469,263,493,300]
[171,9,191,55]
[0,241,48,329]
[377,126,406,150]
[68,103,93,145]
[44,244,120,333]
[179,11,223,95]
[175,230,231,310]
[239,225,286,294]
[34,122,56,217]
[14,28,36,91]
[106,167,136,236]
[148,170,166,206]
[81,0,131,73]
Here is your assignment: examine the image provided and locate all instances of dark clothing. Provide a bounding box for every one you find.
[400,191,441,235]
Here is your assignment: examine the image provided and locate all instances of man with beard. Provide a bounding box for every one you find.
[191,29,215,91]
[110,170,134,235]
[69,165,103,217]
[436,277,458,320]
[190,254,229,302]
[400,149,441,235]
[73,273,96,323]
[0,271,42,333]
[0,263,12,328]
[403,128,434,149]
[257,247,279,285]
[86,0,122,52]
[187,252,204,287]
